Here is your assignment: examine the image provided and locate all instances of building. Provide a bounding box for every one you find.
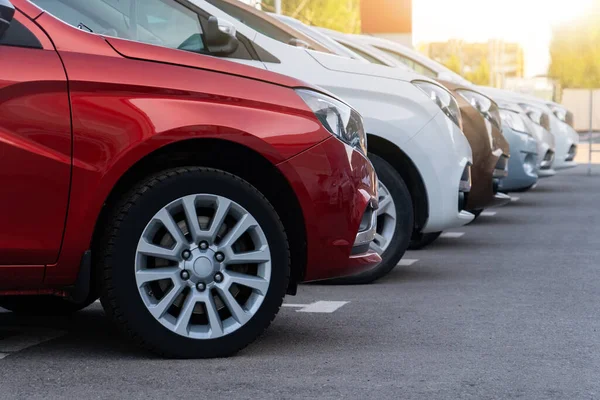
[420,39,525,88]
[360,0,413,48]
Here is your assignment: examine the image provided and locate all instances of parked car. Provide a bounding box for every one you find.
[295,25,510,225]
[481,88,579,170]
[0,0,381,358]
[344,33,559,183]
[198,0,474,281]
[494,100,540,192]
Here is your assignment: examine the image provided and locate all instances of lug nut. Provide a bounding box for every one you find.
[182,250,191,260]
[196,282,206,292]
[180,270,190,280]
[215,252,225,262]
[214,273,224,283]
[199,241,209,250]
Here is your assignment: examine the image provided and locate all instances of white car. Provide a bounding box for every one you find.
[195,0,473,283]
[346,34,571,172]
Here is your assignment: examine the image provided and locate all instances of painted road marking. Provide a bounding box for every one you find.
[283,301,349,313]
[0,327,66,359]
[510,196,520,202]
[440,232,465,238]
[481,211,497,217]
[398,259,419,266]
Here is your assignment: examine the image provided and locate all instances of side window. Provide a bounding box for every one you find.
[339,42,387,65]
[0,20,43,49]
[205,0,295,44]
[374,46,438,78]
[30,0,206,53]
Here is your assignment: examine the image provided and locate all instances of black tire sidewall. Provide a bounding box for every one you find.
[332,153,413,284]
[104,168,289,358]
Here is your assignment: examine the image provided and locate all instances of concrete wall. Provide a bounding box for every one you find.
[562,89,600,132]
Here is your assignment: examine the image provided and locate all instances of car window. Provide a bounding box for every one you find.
[374,46,437,78]
[338,42,386,65]
[205,0,295,45]
[0,20,43,49]
[30,0,206,53]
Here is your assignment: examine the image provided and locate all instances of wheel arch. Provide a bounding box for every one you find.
[90,138,307,295]
[367,134,429,233]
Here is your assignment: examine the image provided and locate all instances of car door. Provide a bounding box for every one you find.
[0,10,71,266]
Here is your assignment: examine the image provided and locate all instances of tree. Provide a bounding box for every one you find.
[548,2,600,89]
[443,54,462,75]
[465,56,490,86]
[261,0,361,33]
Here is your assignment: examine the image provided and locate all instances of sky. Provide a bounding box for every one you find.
[413,0,595,77]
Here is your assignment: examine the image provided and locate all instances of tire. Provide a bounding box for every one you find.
[97,167,290,359]
[330,153,413,284]
[0,296,96,316]
[408,231,442,250]
[469,209,483,222]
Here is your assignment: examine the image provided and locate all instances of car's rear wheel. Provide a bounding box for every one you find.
[330,154,413,284]
[98,167,290,358]
[408,231,442,250]
[0,296,96,315]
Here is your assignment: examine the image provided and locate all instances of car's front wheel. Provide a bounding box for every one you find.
[98,167,290,358]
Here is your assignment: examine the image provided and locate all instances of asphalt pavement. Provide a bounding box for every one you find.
[1,165,600,399]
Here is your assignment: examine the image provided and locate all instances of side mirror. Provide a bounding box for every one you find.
[288,38,310,49]
[0,0,15,39]
[204,16,239,56]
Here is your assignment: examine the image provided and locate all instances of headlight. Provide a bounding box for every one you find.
[455,89,501,130]
[549,104,567,122]
[296,89,367,155]
[412,80,462,129]
[519,103,551,131]
[499,109,531,136]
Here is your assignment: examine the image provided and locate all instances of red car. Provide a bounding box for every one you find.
[0,0,379,358]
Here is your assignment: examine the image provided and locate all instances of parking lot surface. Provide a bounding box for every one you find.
[1,165,600,399]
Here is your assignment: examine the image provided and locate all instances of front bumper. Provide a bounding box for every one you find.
[553,124,579,169]
[403,111,474,233]
[278,136,381,282]
[499,127,539,192]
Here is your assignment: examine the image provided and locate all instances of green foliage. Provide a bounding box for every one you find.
[443,54,462,75]
[261,0,361,33]
[549,4,600,89]
[465,57,490,86]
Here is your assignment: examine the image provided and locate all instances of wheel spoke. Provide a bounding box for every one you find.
[154,209,187,247]
[370,233,387,255]
[148,282,184,319]
[227,271,269,295]
[136,267,179,286]
[217,287,250,325]
[138,239,180,262]
[219,214,256,249]
[203,294,223,337]
[226,245,270,265]
[378,194,393,216]
[208,198,231,241]
[182,196,202,243]
[173,292,197,335]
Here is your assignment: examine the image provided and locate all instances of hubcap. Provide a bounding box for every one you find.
[135,194,271,340]
[370,180,397,255]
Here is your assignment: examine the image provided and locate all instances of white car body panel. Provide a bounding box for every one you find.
[193,0,474,232]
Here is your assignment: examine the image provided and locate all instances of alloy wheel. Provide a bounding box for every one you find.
[370,180,397,254]
[135,194,271,340]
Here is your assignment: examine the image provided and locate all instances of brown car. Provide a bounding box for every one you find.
[441,81,511,212]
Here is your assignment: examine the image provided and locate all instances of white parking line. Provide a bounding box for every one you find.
[440,232,465,238]
[0,327,66,359]
[480,211,497,217]
[283,301,349,313]
[510,196,520,202]
[398,259,419,266]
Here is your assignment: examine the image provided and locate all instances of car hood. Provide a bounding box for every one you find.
[307,49,428,83]
[105,36,314,90]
